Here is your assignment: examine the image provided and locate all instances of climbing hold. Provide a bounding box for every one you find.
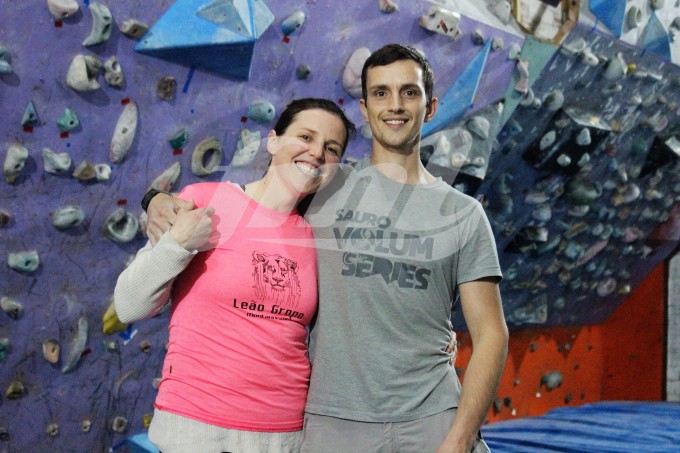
[232,129,261,167]
[467,116,490,140]
[56,108,79,132]
[42,339,60,364]
[95,163,111,181]
[102,299,128,335]
[82,2,114,47]
[111,416,128,433]
[539,130,556,151]
[597,276,617,297]
[5,380,26,400]
[72,160,97,180]
[379,0,399,13]
[103,208,139,243]
[139,340,152,353]
[104,56,125,88]
[541,371,563,390]
[576,128,591,146]
[627,6,642,29]
[81,419,92,433]
[52,205,85,229]
[47,0,79,19]
[418,6,462,40]
[295,63,311,80]
[603,52,626,80]
[21,101,39,127]
[581,48,599,66]
[150,162,181,192]
[109,101,138,163]
[1,296,23,320]
[191,137,223,176]
[45,423,59,437]
[651,0,665,10]
[168,127,188,150]
[508,42,521,60]
[247,101,276,124]
[0,44,12,74]
[471,29,486,46]
[120,18,149,40]
[514,60,529,94]
[0,337,10,362]
[280,11,305,36]
[0,210,10,228]
[491,37,504,51]
[543,90,564,111]
[4,143,29,184]
[556,154,571,167]
[157,76,177,101]
[489,0,512,25]
[62,316,89,374]
[8,250,39,273]
[342,47,371,98]
[66,54,102,92]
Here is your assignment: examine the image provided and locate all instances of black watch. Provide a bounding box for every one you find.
[141,188,170,212]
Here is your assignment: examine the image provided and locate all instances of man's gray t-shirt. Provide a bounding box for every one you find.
[304,157,502,422]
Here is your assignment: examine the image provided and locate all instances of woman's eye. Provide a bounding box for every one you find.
[326,146,340,156]
[300,134,311,141]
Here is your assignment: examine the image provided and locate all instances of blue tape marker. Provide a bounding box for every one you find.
[109,439,127,452]
[118,324,137,343]
[183,67,196,94]
[590,18,599,33]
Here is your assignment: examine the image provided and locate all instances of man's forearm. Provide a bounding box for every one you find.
[448,330,508,446]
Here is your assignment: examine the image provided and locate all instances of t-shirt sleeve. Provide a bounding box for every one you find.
[456,201,503,285]
[177,184,212,208]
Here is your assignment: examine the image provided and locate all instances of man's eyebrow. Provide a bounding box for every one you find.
[368,83,422,92]
[368,84,389,92]
[401,83,422,91]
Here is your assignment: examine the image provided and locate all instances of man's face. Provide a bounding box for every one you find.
[360,59,437,156]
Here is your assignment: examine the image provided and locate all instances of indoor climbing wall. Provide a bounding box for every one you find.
[0,1,523,451]
[483,18,680,328]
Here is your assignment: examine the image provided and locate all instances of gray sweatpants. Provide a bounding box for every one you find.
[300,409,491,453]
[148,408,302,453]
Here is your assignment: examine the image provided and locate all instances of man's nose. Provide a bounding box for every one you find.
[388,95,405,112]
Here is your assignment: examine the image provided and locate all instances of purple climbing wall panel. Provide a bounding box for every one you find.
[0,1,521,451]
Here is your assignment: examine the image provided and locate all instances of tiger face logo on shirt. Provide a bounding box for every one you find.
[252,252,301,308]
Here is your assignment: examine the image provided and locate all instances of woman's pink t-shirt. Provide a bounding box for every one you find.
[154,182,318,432]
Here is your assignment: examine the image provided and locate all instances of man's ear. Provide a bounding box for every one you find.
[424,97,438,122]
[266,130,278,156]
[359,99,369,122]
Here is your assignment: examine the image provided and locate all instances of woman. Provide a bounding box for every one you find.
[114,98,355,453]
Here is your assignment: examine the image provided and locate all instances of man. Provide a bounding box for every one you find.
[144,44,507,453]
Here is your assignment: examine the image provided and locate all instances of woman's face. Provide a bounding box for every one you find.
[268,108,347,195]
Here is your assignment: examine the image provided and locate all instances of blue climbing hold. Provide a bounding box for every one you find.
[135,0,275,80]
